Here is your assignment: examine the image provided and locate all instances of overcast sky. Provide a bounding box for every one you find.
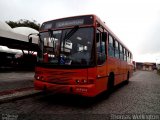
[0,0,160,63]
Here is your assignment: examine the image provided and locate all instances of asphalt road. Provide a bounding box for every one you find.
[0,71,34,92]
[0,71,160,120]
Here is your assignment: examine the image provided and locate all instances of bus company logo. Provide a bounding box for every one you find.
[2,114,18,120]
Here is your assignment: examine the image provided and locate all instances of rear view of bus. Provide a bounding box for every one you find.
[34,15,133,97]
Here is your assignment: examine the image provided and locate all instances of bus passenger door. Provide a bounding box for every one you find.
[96,28,108,93]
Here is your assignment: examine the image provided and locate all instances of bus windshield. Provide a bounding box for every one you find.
[38,27,94,67]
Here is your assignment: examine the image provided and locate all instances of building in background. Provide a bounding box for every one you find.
[157,64,160,70]
[132,61,136,71]
[136,62,156,71]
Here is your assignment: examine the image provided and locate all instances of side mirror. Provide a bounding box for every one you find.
[102,32,107,42]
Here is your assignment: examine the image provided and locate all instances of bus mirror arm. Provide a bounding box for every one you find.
[28,33,41,52]
[28,33,40,43]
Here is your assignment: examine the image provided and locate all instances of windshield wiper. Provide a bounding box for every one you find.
[63,25,79,40]
[62,25,79,51]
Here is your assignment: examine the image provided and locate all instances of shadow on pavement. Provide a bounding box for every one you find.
[34,81,129,108]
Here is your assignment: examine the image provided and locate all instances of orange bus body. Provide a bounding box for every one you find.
[34,15,133,97]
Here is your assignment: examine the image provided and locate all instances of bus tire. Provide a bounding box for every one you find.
[125,72,130,84]
[107,73,114,94]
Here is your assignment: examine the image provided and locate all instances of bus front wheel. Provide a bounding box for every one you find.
[125,72,130,84]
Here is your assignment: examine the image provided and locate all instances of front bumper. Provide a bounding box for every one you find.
[34,80,97,97]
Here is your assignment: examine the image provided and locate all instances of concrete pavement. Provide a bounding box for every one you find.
[0,71,160,120]
[0,71,41,103]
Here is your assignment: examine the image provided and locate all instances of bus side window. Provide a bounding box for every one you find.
[96,30,101,53]
[127,51,129,62]
[115,40,119,59]
[129,53,132,63]
[108,35,114,57]
[128,52,130,63]
[124,49,127,61]
[131,54,133,63]
[123,48,125,61]
[119,44,123,60]
[102,32,107,54]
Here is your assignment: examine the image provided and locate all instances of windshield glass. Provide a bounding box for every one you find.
[38,27,94,67]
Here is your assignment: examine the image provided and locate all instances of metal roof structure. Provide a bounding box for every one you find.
[0,21,39,51]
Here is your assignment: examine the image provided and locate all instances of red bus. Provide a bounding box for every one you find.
[34,15,133,97]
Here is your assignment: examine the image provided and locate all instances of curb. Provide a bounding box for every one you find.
[0,89,42,104]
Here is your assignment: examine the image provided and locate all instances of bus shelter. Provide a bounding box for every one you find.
[0,21,39,51]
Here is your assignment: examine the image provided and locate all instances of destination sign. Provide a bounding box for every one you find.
[55,19,84,28]
[40,15,94,30]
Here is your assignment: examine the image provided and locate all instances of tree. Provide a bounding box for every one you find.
[6,19,40,31]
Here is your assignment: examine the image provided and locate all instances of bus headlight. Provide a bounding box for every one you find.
[76,79,80,84]
[82,79,87,84]
[35,75,40,80]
